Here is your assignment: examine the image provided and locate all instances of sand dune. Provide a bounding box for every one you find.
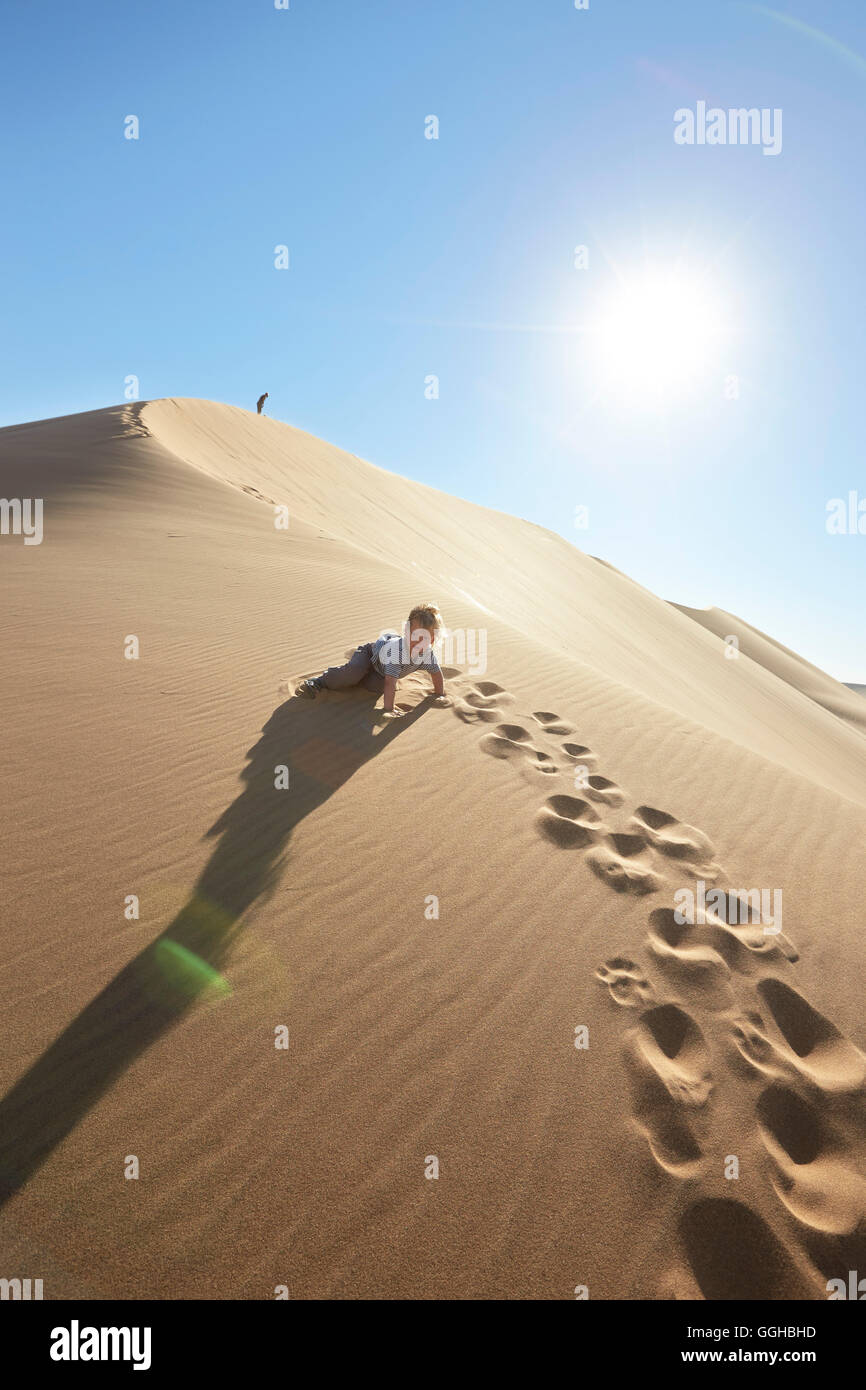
[672,602,866,737]
[1,398,864,1299]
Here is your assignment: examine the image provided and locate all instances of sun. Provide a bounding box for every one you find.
[588,269,729,405]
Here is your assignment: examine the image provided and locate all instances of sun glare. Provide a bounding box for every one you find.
[589,269,729,405]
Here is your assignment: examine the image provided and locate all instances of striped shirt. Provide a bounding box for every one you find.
[371,630,442,680]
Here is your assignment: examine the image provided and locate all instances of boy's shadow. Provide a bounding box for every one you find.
[0,693,430,1206]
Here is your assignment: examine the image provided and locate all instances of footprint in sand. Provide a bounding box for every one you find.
[470,680,511,702]
[535,794,604,847]
[661,895,798,971]
[453,680,516,724]
[595,957,656,1008]
[710,891,799,964]
[757,979,866,1094]
[531,711,576,737]
[633,1004,714,1107]
[628,805,722,879]
[480,724,559,779]
[756,1083,866,1236]
[545,728,599,794]
[729,1009,790,1081]
[585,834,662,895]
[623,1004,713,1175]
[241,484,277,505]
[583,775,625,808]
[678,1198,816,1299]
[646,907,736,1011]
[559,741,597,766]
[729,982,866,1095]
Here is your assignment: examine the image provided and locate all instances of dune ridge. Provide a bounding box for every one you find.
[671,602,866,737]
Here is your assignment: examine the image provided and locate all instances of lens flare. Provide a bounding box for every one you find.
[154,939,232,999]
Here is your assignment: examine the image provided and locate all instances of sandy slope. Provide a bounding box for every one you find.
[0,398,864,1300]
[671,602,866,737]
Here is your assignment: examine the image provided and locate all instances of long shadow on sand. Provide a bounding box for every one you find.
[0,692,432,1206]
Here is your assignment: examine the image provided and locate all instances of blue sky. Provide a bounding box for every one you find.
[2,0,865,679]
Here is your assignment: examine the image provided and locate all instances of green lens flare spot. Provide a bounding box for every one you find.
[154,940,232,999]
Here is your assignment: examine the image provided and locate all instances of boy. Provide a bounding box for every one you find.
[296,604,448,718]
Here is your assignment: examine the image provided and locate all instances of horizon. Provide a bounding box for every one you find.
[1,0,865,679]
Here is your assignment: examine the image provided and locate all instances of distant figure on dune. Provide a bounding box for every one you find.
[296,603,450,718]
[256,392,269,415]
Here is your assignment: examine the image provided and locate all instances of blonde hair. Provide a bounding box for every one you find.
[407,602,443,636]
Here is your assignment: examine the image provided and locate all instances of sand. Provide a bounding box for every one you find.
[1,397,864,1300]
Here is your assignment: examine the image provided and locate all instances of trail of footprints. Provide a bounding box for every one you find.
[452,676,720,894]
[597,945,866,1286]
[452,676,866,1297]
[595,853,866,1294]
